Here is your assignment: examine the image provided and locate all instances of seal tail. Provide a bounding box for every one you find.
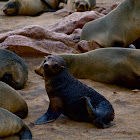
[19,124,32,140]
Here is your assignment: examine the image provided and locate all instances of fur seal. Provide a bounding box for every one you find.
[35,48,140,89]
[75,0,96,12]
[0,108,32,139]
[34,55,115,128]
[67,0,96,11]
[3,0,67,16]
[81,0,140,48]
[0,49,28,90]
[0,81,28,119]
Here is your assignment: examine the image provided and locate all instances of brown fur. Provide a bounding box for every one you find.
[0,108,32,139]
[0,81,28,119]
[0,49,28,90]
[81,0,140,48]
[3,0,67,16]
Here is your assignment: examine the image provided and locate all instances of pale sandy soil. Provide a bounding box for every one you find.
[0,0,140,140]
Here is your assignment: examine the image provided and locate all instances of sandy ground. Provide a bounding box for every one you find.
[0,0,140,140]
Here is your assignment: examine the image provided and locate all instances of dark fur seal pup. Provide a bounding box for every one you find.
[34,55,115,128]
[0,108,32,139]
[81,0,140,48]
[0,81,28,119]
[0,49,28,90]
[3,0,67,16]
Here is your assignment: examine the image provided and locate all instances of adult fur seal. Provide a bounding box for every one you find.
[0,81,28,119]
[0,108,32,139]
[3,0,67,16]
[35,48,140,89]
[81,0,140,48]
[0,49,28,90]
[34,55,115,128]
[67,0,96,11]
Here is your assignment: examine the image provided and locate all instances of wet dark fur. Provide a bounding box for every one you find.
[34,55,115,128]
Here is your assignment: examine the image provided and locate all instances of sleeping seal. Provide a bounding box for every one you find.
[34,55,115,128]
[81,0,140,48]
[35,48,140,89]
[0,108,32,139]
[3,0,67,16]
[0,49,28,90]
[0,81,28,119]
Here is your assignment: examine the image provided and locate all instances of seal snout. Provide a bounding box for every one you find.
[43,61,58,69]
[44,63,49,68]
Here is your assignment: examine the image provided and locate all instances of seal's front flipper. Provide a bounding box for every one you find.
[33,106,61,125]
[19,124,32,140]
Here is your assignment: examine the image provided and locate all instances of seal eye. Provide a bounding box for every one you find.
[47,56,51,59]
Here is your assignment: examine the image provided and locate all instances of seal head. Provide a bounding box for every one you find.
[3,0,19,15]
[43,55,65,76]
[75,0,90,12]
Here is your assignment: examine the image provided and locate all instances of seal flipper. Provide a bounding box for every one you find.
[19,124,32,140]
[33,106,61,125]
[85,97,115,128]
[34,9,56,16]
[84,96,97,121]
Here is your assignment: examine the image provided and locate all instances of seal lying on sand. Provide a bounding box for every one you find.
[3,0,67,16]
[0,108,32,139]
[67,0,96,11]
[81,0,140,48]
[0,81,28,119]
[0,49,28,90]
[34,55,115,128]
[35,48,140,89]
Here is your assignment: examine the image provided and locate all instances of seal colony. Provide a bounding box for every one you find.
[0,49,28,90]
[35,48,140,89]
[0,108,32,139]
[81,0,140,48]
[0,81,28,119]
[3,0,67,16]
[34,55,115,128]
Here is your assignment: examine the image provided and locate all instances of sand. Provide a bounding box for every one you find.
[0,0,140,140]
